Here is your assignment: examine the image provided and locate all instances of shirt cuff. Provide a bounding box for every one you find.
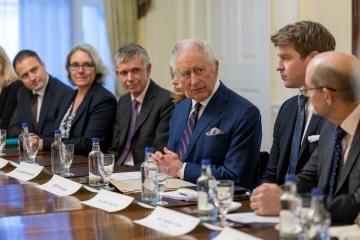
[177,163,186,179]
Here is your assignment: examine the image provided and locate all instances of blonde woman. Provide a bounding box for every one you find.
[0,47,22,130]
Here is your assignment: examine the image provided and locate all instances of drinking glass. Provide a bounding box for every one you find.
[153,166,169,206]
[0,129,6,157]
[62,144,75,177]
[98,154,115,191]
[213,180,234,227]
[25,133,40,164]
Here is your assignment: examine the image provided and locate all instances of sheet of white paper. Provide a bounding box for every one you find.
[37,174,83,196]
[226,212,279,224]
[134,206,200,236]
[330,224,360,240]
[214,227,261,240]
[5,162,44,181]
[162,190,196,201]
[0,158,9,169]
[81,189,134,212]
[111,171,141,180]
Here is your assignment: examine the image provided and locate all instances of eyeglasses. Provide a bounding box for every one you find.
[69,63,95,71]
[299,86,337,95]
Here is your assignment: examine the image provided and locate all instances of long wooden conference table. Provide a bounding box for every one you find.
[0,147,278,239]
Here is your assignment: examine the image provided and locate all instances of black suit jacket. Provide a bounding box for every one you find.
[43,82,117,155]
[0,80,22,130]
[297,121,360,223]
[110,80,174,165]
[261,96,325,185]
[8,75,72,138]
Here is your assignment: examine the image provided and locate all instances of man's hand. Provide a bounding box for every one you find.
[250,183,283,216]
[153,147,183,177]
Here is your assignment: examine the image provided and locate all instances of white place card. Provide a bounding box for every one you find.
[214,227,262,240]
[5,162,44,181]
[226,212,279,224]
[81,189,134,212]
[0,158,9,169]
[37,174,84,196]
[134,206,200,236]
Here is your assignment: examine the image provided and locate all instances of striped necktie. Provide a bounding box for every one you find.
[329,126,346,195]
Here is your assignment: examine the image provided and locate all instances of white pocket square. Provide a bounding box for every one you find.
[206,127,224,136]
[308,135,320,142]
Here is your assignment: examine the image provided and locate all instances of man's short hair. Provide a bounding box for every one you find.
[271,21,336,58]
[114,43,150,67]
[13,49,43,70]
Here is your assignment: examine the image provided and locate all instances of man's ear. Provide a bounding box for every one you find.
[323,88,335,105]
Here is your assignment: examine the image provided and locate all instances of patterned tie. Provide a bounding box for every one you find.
[31,93,39,130]
[117,99,138,166]
[178,102,202,160]
[288,95,308,174]
[329,126,346,195]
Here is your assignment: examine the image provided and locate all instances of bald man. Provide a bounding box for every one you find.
[250,51,360,223]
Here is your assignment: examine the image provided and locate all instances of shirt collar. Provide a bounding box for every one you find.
[131,78,150,105]
[192,79,220,109]
[33,74,49,97]
[340,103,360,137]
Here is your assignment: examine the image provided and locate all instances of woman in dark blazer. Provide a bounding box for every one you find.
[42,44,116,155]
[0,46,22,130]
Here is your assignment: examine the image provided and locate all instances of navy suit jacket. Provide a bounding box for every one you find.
[168,82,262,189]
[0,80,22,130]
[44,82,117,155]
[297,121,360,223]
[261,96,325,185]
[110,80,174,165]
[8,75,72,138]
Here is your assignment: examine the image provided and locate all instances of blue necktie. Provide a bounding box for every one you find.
[329,126,346,195]
[178,102,202,160]
[288,95,307,174]
[117,99,138,165]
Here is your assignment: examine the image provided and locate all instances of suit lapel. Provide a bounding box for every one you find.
[117,94,132,147]
[298,114,321,159]
[37,78,53,133]
[336,122,360,193]
[182,83,228,161]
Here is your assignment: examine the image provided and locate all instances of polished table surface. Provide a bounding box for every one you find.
[0,147,279,240]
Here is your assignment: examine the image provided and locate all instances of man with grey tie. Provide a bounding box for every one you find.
[8,49,72,149]
[109,43,174,166]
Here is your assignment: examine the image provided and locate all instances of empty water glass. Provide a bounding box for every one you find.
[98,154,115,191]
[25,133,40,164]
[214,180,234,227]
[62,144,75,177]
[0,129,6,157]
[153,166,169,206]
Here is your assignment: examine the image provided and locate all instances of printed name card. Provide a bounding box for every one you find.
[0,158,9,169]
[134,206,200,236]
[214,227,262,240]
[5,162,44,181]
[37,174,84,196]
[81,189,134,212]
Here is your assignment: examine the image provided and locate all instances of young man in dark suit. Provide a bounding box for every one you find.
[153,39,262,189]
[110,43,174,166]
[251,51,360,223]
[260,21,336,185]
[8,50,72,149]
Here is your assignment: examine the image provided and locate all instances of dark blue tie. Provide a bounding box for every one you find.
[178,102,202,160]
[329,126,346,195]
[288,95,308,174]
[117,99,138,165]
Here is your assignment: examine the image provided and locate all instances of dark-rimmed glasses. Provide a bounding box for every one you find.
[299,86,337,95]
[69,63,94,71]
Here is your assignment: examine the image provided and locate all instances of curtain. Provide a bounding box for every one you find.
[19,0,72,85]
[103,0,137,96]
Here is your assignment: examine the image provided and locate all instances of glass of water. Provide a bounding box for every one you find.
[153,166,169,206]
[62,144,75,177]
[25,133,40,164]
[214,180,234,227]
[0,129,6,157]
[99,154,115,191]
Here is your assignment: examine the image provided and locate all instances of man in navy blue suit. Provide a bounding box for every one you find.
[8,50,72,149]
[153,39,262,189]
